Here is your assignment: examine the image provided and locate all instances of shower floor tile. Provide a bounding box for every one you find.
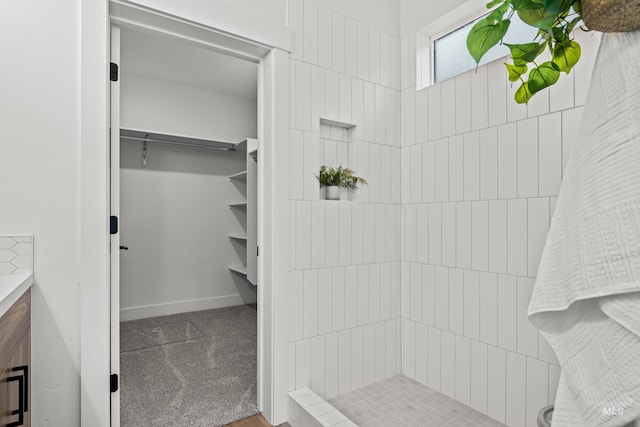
[328,375,505,427]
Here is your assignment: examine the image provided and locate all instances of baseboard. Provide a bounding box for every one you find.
[120,293,257,321]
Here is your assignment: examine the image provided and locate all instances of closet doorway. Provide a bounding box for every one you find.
[111,25,261,426]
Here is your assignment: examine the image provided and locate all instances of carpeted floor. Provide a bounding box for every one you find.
[120,304,258,427]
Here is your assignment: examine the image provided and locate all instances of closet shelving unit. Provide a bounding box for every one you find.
[228,138,258,286]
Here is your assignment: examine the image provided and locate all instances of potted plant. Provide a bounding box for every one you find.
[466,0,640,104]
[316,165,368,200]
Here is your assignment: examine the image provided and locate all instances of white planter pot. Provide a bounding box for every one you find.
[326,186,340,200]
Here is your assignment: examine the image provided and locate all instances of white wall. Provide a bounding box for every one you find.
[119,72,257,319]
[287,0,403,400]
[400,0,470,36]
[0,1,81,426]
[398,23,602,427]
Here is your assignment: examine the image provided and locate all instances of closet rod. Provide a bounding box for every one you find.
[121,135,236,151]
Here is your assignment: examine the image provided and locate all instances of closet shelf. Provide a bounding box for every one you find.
[229,171,247,180]
[319,117,357,129]
[120,128,242,151]
[228,265,248,276]
[229,234,247,241]
[229,202,247,208]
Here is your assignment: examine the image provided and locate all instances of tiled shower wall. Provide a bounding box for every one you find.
[399,29,602,427]
[287,0,404,400]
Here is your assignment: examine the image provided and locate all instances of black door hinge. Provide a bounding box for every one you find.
[257,246,259,256]
[110,373,119,393]
[110,62,118,82]
[110,216,118,235]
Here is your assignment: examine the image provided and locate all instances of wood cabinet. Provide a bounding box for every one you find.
[0,289,31,427]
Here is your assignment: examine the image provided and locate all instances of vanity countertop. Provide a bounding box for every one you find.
[0,273,33,318]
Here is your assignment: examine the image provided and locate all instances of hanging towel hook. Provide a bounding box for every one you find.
[142,134,149,167]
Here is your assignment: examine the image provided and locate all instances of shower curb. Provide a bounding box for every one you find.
[288,388,358,427]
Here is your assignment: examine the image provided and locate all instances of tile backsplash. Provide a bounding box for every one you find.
[0,235,33,275]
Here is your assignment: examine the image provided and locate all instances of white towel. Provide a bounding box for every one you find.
[528,29,640,427]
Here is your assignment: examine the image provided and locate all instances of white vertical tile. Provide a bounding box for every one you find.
[435,266,449,330]
[385,204,397,261]
[441,331,456,398]
[369,264,381,323]
[455,72,472,134]
[351,203,364,264]
[550,62,575,112]
[369,28,381,84]
[403,319,416,379]
[517,277,538,358]
[326,70,340,120]
[527,358,549,427]
[401,148,411,204]
[325,203,340,267]
[404,204,417,262]
[422,264,435,327]
[317,5,332,69]
[497,123,517,199]
[380,32,391,87]
[351,328,364,390]
[311,201,326,268]
[391,146,401,203]
[463,131,480,200]
[506,79,528,123]
[416,204,429,264]
[290,271,304,341]
[435,139,449,201]
[480,127,498,200]
[318,268,332,335]
[456,201,472,269]
[479,272,498,346]
[325,333,339,399]
[288,342,296,392]
[410,144,421,202]
[539,332,559,365]
[561,107,583,171]
[508,199,528,276]
[375,205,386,263]
[528,198,550,277]
[331,12,345,73]
[338,330,351,394]
[404,89,416,147]
[463,270,480,340]
[549,364,561,405]
[539,112,562,197]
[471,65,489,130]
[401,36,409,90]
[303,131,319,200]
[303,270,319,338]
[370,144,382,203]
[375,85,386,145]
[338,74,352,124]
[374,322,386,382]
[296,61,312,131]
[357,264,369,326]
[410,262,423,323]
[448,268,464,336]
[310,336,326,396]
[518,118,539,198]
[344,266,358,329]
[391,37,401,91]
[386,88,398,148]
[449,135,464,201]
[441,78,456,137]
[455,336,471,405]
[339,203,352,265]
[527,86,550,118]
[428,327,441,391]
[331,267,345,332]
[395,206,402,260]
[487,346,507,423]
[357,23,370,81]
[428,84,442,140]
[289,0,304,59]
[415,323,428,385]
[296,202,312,269]
[472,200,489,271]
[351,78,364,140]
[290,202,297,270]
[344,18,358,77]
[290,130,304,200]
[422,142,435,202]
[487,60,507,127]
[363,325,375,386]
[380,263,391,321]
[363,82,375,143]
[442,202,457,267]
[296,339,311,389]
[401,262,410,319]
[506,351,527,427]
[470,340,488,414]
[289,60,297,128]
[416,88,428,143]
[408,33,416,88]
[497,274,517,352]
[489,200,508,274]
[386,319,398,377]
[303,0,318,64]
[428,204,442,265]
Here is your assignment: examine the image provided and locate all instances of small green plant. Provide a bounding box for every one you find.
[316,165,368,189]
[467,0,584,104]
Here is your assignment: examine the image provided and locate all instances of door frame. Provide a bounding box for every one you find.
[80,1,291,426]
